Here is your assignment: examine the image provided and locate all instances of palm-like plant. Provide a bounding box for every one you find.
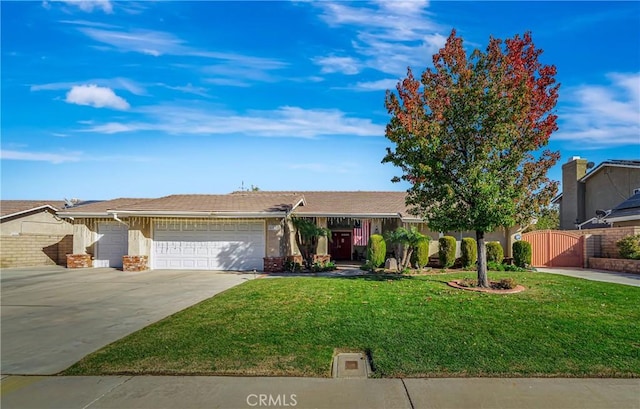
[291,217,330,268]
[385,226,426,270]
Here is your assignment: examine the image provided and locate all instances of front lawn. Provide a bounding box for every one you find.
[63,272,639,377]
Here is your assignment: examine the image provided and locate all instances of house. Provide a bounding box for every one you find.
[1,200,74,267]
[57,191,522,272]
[554,157,640,230]
[604,192,640,227]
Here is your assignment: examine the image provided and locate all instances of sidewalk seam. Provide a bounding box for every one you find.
[82,376,133,409]
[400,378,415,409]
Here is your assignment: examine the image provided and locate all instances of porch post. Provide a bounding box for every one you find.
[316,217,328,256]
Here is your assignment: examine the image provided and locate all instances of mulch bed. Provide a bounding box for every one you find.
[447,280,526,294]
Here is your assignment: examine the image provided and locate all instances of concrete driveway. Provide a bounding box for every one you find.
[0,266,256,375]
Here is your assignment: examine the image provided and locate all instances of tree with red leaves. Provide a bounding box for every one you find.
[383,30,560,287]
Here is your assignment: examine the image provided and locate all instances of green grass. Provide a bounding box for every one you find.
[63,272,640,378]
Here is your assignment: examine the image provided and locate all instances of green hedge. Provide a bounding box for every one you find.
[412,236,431,268]
[513,241,532,267]
[438,236,457,268]
[617,234,640,260]
[461,237,477,268]
[367,234,386,268]
[486,241,504,264]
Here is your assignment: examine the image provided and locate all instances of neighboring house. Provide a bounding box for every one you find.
[1,200,73,267]
[57,192,523,272]
[554,157,640,230]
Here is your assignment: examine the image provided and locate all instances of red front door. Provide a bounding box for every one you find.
[330,231,352,261]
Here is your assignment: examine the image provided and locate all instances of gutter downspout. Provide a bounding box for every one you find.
[113,213,128,225]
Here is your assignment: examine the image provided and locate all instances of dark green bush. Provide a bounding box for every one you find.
[412,236,431,268]
[513,240,532,267]
[617,234,640,260]
[487,260,505,271]
[284,260,302,272]
[461,237,477,268]
[438,236,457,268]
[486,241,504,264]
[367,234,386,268]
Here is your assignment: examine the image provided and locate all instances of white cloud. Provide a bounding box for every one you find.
[81,105,384,138]
[68,23,287,86]
[0,149,82,164]
[158,83,211,98]
[554,72,640,147]
[65,84,130,110]
[349,78,400,92]
[314,56,361,75]
[46,0,113,13]
[312,1,446,76]
[32,77,147,96]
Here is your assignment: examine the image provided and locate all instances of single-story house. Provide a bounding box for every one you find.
[1,200,74,267]
[57,191,522,272]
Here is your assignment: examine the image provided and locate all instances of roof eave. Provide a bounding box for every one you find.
[1,205,59,220]
[604,214,640,223]
[109,210,288,218]
[580,163,640,182]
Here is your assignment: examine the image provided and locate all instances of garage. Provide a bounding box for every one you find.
[96,222,128,268]
[152,220,265,270]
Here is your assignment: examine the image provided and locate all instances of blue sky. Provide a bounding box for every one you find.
[2,0,639,200]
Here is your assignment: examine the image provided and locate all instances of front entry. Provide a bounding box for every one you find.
[330,231,352,261]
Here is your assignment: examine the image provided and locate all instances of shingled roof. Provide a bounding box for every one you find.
[1,200,66,219]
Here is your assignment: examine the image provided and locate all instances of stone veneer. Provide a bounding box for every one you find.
[263,256,284,273]
[123,255,149,272]
[66,254,92,268]
[588,257,640,274]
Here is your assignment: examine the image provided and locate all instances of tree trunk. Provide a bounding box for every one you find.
[476,230,489,288]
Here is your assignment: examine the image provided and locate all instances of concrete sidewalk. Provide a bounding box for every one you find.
[1,376,638,409]
[536,267,640,287]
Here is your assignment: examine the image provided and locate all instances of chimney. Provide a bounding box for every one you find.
[560,156,588,229]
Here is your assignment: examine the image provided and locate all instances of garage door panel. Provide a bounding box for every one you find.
[153,220,265,270]
[97,223,128,268]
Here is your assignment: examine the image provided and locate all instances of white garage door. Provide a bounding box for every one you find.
[97,223,128,268]
[153,220,265,270]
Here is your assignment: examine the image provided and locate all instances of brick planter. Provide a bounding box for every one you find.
[312,254,331,264]
[588,257,640,274]
[263,257,284,273]
[66,254,92,268]
[123,255,149,272]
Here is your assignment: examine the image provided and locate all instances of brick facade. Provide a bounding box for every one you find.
[588,257,640,274]
[312,254,331,264]
[0,234,72,268]
[66,254,92,268]
[263,256,284,272]
[123,255,149,272]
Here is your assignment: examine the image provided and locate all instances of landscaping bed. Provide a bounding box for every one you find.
[63,272,640,378]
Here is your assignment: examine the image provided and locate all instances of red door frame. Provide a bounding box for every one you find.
[330,231,352,261]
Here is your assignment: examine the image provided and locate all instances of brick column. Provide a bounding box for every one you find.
[123,255,149,272]
[66,254,92,268]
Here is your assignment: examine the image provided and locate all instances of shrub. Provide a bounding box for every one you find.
[493,278,517,290]
[367,234,386,268]
[461,237,477,268]
[284,260,302,272]
[412,236,431,268]
[617,234,640,260]
[438,236,457,268]
[486,241,504,263]
[512,241,532,267]
[487,260,505,271]
[311,261,337,272]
